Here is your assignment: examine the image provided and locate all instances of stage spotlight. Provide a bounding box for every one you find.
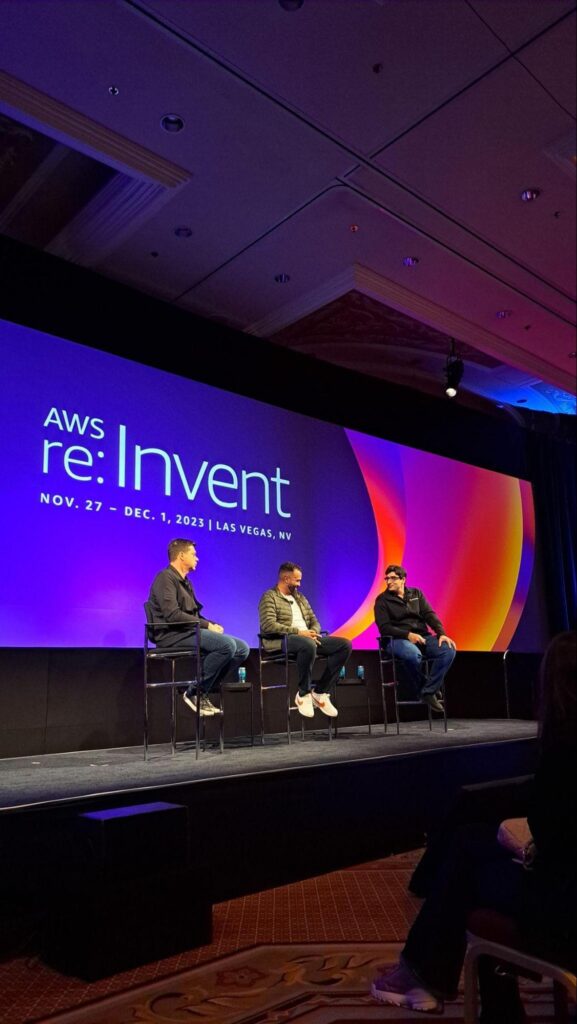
[445,341,464,399]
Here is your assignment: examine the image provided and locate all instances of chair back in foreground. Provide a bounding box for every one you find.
[464,924,576,1024]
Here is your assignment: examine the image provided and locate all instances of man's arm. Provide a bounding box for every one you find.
[418,592,456,647]
[299,594,321,634]
[417,591,445,636]
[151,572,210,629]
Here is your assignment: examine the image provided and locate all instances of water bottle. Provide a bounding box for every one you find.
[356,665,365,681]
[238,666,247,683]
[338,665,346,679]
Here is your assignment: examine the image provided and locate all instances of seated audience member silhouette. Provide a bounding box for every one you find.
[148,538,249,716]
[374,564,456,711]
[258,562,351,718]
[370,629,577,1019]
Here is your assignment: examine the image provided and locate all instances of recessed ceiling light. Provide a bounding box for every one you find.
[569,351,576,358]
[108,85,119,97]
[349,224,359,232]
[520,188,541,202]
[495,309,512,319]
[160,113,185,133]
[402,256,419,267]
[174,226,192,238]
[278,0,304,9]
[149,251,159,258]
[274,273,291,284]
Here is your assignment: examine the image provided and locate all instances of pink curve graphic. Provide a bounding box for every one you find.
[334,431,406,641]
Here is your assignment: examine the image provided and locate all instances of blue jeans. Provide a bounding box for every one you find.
[386,636,456,696]
[197,630,250,694]
[158,628,249,694]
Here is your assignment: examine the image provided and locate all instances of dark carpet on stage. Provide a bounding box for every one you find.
[0,719,536,811]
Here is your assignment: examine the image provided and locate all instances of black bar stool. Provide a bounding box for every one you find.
[378,635,447,734]
[143,602,224,760]
[257,632,330,744]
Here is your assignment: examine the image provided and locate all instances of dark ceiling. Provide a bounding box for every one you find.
[0,0,575,416]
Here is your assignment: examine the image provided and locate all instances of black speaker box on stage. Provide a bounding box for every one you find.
[43,801,212,980]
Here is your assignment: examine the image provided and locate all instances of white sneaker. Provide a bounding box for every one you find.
[370,962,440,1012]
[311,691,338,717]
[295,692,314,718]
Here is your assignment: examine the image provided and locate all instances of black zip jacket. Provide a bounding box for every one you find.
[374,586,445,639]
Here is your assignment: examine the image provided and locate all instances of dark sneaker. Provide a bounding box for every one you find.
[183,692,215,716]
[201,696,221,715]
[422,693,445,713]
[371,961,441,1011]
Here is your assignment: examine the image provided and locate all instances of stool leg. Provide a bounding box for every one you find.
[379,657,388,735]
[218,699,224,753]
[383,684,389,734]
[195,687,201,760]
[286,659,292,745]
[170,661,177,756]
[367,683,372,735]
[424,661,433,731]
[259,664,265,745]
[144,685,149,761]
[250,682,255,746]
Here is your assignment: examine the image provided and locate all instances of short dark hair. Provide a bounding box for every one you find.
[278,561,302,578]
[168,538,195,561]
[385,564,407,579]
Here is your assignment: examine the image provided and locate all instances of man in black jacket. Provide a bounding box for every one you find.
[148,538,249,716]
[374,563,456,712]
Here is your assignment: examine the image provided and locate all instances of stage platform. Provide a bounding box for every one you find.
[0,718,538,922]
[0,717,536,813]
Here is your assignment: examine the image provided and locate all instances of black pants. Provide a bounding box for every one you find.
[409,776,535,897]
[286,635,351,695]
[403,824,527,1000]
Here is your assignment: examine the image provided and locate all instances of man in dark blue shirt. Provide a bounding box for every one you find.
[374,564,456,711]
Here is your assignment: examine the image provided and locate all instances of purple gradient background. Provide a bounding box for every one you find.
[0,318,539,650]
[1,319,375,646]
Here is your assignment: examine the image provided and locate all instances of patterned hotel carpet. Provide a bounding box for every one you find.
[0,852,558,1024]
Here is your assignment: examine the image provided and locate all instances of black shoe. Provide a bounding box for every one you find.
[183,692,216,716]
[422,693,445,713]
